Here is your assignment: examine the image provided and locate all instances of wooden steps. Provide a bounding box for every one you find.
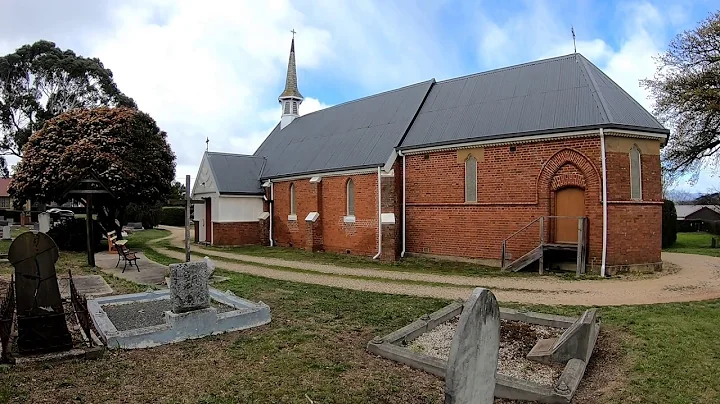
[502,243,578,273]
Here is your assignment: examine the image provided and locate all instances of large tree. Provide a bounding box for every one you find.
[9,107,175,231]
[642,11,720,177]
[0,40,135,174]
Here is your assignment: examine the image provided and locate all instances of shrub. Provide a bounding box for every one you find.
[706,220,720,235]
[125,203,162,229]
[47,217,103,251]
[160,207,185,226]
[662,199,678,248]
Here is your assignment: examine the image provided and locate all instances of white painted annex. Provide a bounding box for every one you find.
[192,152,266,244]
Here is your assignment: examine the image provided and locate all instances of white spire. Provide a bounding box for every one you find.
[279,32,303,129]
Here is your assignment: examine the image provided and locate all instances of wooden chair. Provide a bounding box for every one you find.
[115,242,140,273]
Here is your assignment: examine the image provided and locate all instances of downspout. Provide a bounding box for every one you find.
[269,181,274,247]
[373,166,382,259]
[600,128,608,277]
[399,150,406,258]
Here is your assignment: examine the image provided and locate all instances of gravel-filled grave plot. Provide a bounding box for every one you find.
[408,317,565,386]
[103,298,236,332]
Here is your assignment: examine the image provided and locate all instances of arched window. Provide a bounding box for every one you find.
[630,145,642,200]
[292,101,298,114]
[284,101,290,114]
[289,183,296,215]
[346,179,355,216]
[465,155,477,202]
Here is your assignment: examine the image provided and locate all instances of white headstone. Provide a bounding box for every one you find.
[38,212,51,233]
[445,288,500,404]
[2,226,10,240]
[7,218,13,225]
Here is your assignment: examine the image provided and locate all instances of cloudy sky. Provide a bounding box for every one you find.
[1,0,716,191]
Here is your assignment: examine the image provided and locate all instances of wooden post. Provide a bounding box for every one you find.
[576,218,584,277]
[501,241,506,269]
[538,216,544,274]
[185,175,191,263]
[86,194,95,267]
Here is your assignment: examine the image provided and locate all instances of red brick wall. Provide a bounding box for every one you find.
[405,135,662,266]
[272,172,380,256]
[212,221,261,246]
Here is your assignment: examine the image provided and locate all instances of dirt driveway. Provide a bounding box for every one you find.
[157,227,720,306]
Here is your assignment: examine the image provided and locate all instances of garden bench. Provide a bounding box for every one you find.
[115,242,140,273]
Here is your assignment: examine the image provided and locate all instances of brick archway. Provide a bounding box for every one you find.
[537,148,600,202]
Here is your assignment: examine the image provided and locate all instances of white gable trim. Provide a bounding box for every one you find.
[192,152,220,197]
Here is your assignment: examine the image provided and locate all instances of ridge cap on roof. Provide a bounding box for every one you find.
[434,53,578,85]
[294,79,436,120]
[575,53,613,123]
[576,53,666,129]
[207,151,266,159]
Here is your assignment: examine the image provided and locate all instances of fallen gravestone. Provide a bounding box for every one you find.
[527,308,599,365]
[10,232,72,354]
[169,257,215,313]
[445,288,500,404]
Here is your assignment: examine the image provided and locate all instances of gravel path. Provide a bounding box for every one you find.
[155,226,720,305]
[409,318,564,385]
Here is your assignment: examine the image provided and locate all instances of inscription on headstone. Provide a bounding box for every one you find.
[445,288,500,404]
[10,232,72,354]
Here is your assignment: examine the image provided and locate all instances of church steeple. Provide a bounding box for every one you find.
[279,30,303,129]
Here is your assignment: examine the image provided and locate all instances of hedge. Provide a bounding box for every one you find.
[160,206,185,226]
[125,203,162,229]
[662,199,677,248]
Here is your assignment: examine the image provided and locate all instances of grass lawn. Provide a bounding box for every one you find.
[663,232,720,257]
[1,245,719,403]
[196,243,578,279]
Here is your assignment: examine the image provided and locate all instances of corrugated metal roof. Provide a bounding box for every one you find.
[399,53,668,150]
[255,80,434,179]
[676,205,720,220]
[206,152,266,195]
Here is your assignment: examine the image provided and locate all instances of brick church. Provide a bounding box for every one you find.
[192,37,667,275]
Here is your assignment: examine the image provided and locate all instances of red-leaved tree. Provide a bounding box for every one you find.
[9,107,176,231]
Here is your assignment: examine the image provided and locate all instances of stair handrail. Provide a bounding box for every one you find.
[501,215,588,269]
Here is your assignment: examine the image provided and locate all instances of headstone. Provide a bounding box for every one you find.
[445,288,500,404]
[6,218,13,225]
[9,232,72,354]
[1,226,9,240]
[0,216,4,221]
[168,258,215,313]
[38,212,51,233]
[32,223,39,231]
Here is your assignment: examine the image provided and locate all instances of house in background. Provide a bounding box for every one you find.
[193,36,668,274]
[676,205,720,232]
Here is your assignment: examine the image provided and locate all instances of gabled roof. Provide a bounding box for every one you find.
[676,205,720,220]
[399,53,668,150]
[205,152,266,195]
[256,80,434,179]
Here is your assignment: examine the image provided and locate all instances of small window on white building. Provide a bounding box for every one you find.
[289,183,296,214]
[630,145,642,200]
[284,101,290,114]
[465,155,477,202]
[292,101,298,114]
[346,179,355,216]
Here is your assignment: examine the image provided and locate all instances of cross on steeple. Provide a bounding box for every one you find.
[291,29,296,38]
[205,137,209,151]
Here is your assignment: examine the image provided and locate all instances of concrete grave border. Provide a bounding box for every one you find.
[88,288,271,350]
[367,301,599,403]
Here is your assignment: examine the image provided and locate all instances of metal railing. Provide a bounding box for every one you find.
[501,216,588,274]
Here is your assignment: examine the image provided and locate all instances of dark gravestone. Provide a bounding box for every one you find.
[10,232,72,354]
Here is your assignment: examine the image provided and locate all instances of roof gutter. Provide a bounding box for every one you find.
[398,124,669,155]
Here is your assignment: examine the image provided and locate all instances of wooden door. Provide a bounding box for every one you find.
[554,187,584,243]
[205,198,212,243]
